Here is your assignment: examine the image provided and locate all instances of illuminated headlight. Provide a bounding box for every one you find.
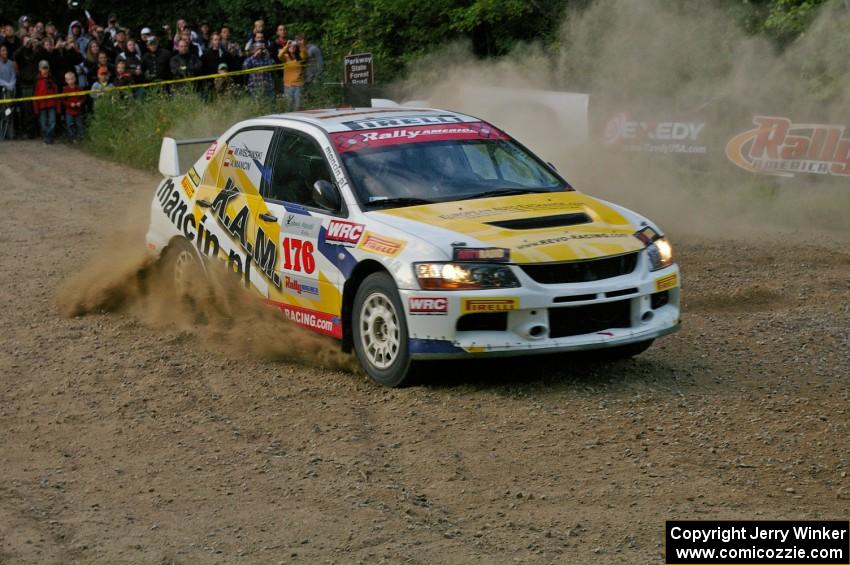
[415,263,520,290]
[647,237,674,271]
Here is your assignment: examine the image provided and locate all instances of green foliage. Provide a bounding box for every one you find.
[762,0,829,40]
[84,87,299,170]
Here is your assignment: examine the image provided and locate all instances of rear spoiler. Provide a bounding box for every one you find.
[158,136,217,178]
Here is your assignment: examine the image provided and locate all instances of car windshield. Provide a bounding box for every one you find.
[335,126,569,209]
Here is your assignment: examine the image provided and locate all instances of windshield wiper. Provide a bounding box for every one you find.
[367,197,434,209]
[467,188,545,200]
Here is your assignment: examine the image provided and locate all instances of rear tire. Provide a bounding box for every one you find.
[161,238,207,305]
[352,272,414,387]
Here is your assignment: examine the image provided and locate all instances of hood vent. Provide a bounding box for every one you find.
[486,212,592,230]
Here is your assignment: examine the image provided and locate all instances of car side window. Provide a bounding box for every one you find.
[267,130,334,208]
[222,127,276,193]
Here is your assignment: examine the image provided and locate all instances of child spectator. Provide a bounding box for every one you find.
[90,66,113,104]
[279,39,307,111]
[114,59,133,89]
[33,59,59,143]
[213,62,232,96]
[62,71,85,142]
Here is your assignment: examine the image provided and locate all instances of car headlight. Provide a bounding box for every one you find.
[415,263,520,290]
[647,237,674,271]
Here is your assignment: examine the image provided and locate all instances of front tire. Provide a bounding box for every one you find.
[352,272,414,387]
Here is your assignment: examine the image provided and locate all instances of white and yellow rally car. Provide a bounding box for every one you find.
[147,108,680,386]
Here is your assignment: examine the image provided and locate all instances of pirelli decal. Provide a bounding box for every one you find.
[462,297,519,314]
[180,176,195,199]
[655,272,678,292]
[358,232,405,256]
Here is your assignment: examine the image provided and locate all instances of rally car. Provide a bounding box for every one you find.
[147,107,680,386]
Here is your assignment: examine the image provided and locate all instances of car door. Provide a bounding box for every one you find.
[195,126,278,295]
[259,127,346,338]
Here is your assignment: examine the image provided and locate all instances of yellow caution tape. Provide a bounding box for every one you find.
[0,63,286,105]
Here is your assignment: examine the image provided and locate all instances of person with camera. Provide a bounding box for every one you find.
[242,41,274,99]
[35,37,63,85]
[67,20,90,54]
[279,38,307,111]
[56,36,84,87]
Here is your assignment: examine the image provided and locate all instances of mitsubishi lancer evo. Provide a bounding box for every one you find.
[147,107,680,386]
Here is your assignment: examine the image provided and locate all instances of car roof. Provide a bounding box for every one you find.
[261,107,483,133]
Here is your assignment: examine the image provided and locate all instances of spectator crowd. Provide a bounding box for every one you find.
[0,13,324,143]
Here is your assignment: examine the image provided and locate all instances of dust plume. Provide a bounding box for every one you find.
[394,0,850,237]
[56,206,357,373]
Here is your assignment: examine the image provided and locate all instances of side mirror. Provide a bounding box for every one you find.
[312,179,341,212]
[158,137,180,177]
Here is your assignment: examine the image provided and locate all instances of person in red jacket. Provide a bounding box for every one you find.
[33,60,60,144]
[62,71,86,142]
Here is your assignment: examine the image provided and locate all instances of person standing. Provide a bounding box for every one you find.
[33,60,59,143]
[141,37,171,83]
[90,66,114,106]
[279,39,307,111]
[300,34,323,85]
[13,36,38,138]
[170,38,202,90]
[242,42,274,99]
[67,20,90,54]
[0,44,16,94]
[0,44,16,140]
[202,32,229,75]
[62,71,86,142]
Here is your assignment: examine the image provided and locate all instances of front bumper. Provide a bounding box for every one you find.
[400,261,681,359]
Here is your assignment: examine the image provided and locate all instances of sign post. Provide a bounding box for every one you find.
[344,53,374,86]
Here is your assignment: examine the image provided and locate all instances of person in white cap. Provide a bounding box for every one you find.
[140,27,152,43]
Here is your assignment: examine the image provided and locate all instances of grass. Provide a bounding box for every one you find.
[84,81,345,171]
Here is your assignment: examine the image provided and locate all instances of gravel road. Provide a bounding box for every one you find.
[1,141,848,563]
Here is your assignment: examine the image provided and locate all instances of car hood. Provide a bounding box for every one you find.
[369,191,645,264]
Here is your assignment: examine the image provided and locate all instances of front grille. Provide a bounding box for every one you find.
[456,312,508,332]
[519,252,639,284]
[548,300,632,338]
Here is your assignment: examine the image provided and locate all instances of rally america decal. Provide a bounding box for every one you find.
[341,114,465,131]
[331,122,508,153]
[726,116,850,177]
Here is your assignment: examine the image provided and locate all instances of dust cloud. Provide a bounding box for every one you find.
[394,0,850,236]
[56,204,357,373]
